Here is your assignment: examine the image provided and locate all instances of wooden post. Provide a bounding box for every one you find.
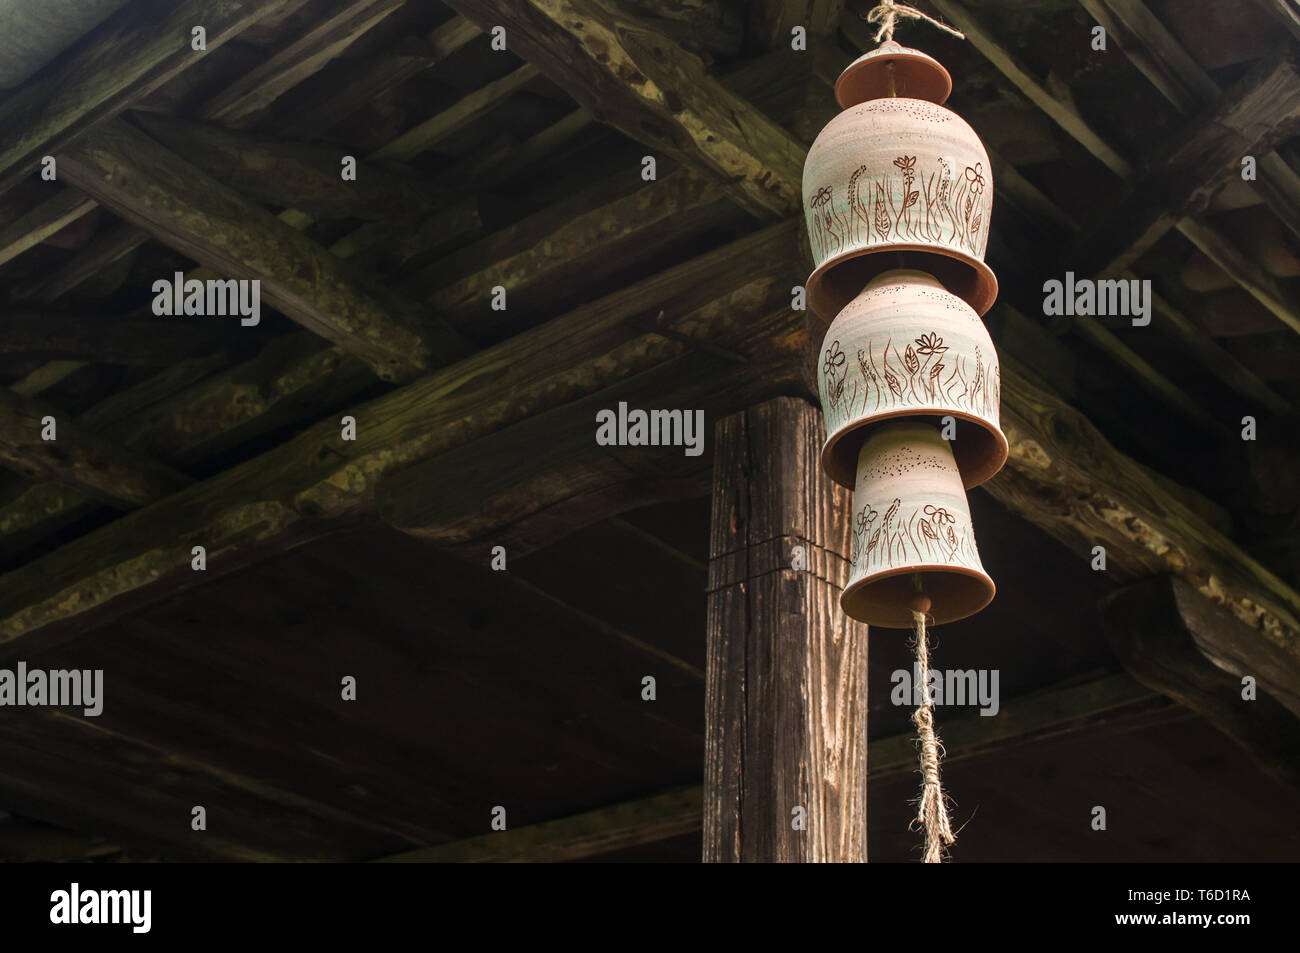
[704,396,868,862]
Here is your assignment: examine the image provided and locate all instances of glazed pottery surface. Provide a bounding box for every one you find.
[818,269,1007,491]
[841,420,994,628]
[803,97,996,321]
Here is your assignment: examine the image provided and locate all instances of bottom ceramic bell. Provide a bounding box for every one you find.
[841,419,994,628]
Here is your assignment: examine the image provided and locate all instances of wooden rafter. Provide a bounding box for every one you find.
[199,0,407,128]
[442,0,807,219]
[0,0,292,196]
[57,118,472,382]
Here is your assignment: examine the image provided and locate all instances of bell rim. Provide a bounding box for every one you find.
[834,46,953,108]
[806,245,998,321]
[821,410,1008,491]
[840,563,996,628]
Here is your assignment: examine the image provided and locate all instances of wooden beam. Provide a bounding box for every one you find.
[0,191,98,267]
[749,0,845,50]
[58,118,470,382]
[988,353,1300,652]
[133,116,449,221]
[926,0,1135,179]
[0,222,802,655]
[0,0,288,196]
[283,16,484,137]
[1079,51,1300,274]
[442,0,807,219]
[0,388,190,508]
[376,343,791,555]
[1175,215,1300,337]
[1081,0,1300,243]
[375,785,701,862]
[369,64,542,162]
[199,0,406,128]
[1100,575,1300,791]
[10,222,147,305]
[0,313,222,366]
[373,671,1163,862]
[704,397,868,862]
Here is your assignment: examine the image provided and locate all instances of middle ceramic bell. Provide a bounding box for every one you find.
[818,269,1007,491]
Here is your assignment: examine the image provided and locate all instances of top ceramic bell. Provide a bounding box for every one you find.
[802,66,997,322]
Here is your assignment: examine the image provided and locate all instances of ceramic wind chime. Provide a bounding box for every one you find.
[803,7,1005,862]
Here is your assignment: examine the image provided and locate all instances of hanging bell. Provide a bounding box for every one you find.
[817,269,1006,491]
[841,420,994,628]
[802,42,997,323]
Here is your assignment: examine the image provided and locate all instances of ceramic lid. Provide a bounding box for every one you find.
[835,41,952,107]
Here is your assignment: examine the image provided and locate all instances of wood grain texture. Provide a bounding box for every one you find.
[0,0,288,195]
[58,118,470,381]
[375,785,701,862]
[0,223,802,654]
[199,0,406,129]
[0,190,98,267]
[0,387,190,508]
[990,355,1300,654]
[705,397,868,862]
[443,0,807,219]
[1100,575,1300,791]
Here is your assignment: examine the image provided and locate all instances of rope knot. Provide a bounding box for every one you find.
[863,0,966,45]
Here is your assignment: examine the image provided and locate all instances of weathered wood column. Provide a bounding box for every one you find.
[704,396,869,862]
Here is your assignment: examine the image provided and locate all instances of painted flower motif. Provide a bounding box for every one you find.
[810,186,833,208]
[924,504,956,525]
[855,505,879,534]
[914,332,947,357]
[823,341,845,377]
[893,155,917,172]
[965,162,985,194]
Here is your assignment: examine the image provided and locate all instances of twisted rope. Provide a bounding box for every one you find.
[910,608,956,862]
[863,0,966,44]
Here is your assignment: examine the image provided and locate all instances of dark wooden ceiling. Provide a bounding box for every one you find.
[0,0,1298,861]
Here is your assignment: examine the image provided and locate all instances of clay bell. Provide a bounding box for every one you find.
[802,44,997,322]
[841,420,994,628]
[817,269,1007,491]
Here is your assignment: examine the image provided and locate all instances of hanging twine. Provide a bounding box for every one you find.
[863,0,966,44]
[910,607,956,863]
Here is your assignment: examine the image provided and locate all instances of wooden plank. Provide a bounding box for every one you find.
[443,0,807,219]
[0,312,222,366]
[199,0,407,128]
[927,0,1135,179]
[1100,575,1300,791]
[11,222,147,305]
[282,16,484,136]
[988,353,1300,653]
[704,397,868,863]
[374,670,1163,862]
[0,388,190,508]
[134,114,449,220]
[375,785,701,862]
[0,223,802,654]
[1079,51,1300,274]
[369,64,541,162]
[1083,0,1300,243]
[1175,215,1300,337]
[749,0,845,49]
[0,191,98,267]
[0,0,289,196]
[376,345,791,555]
[58,118,470,382]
